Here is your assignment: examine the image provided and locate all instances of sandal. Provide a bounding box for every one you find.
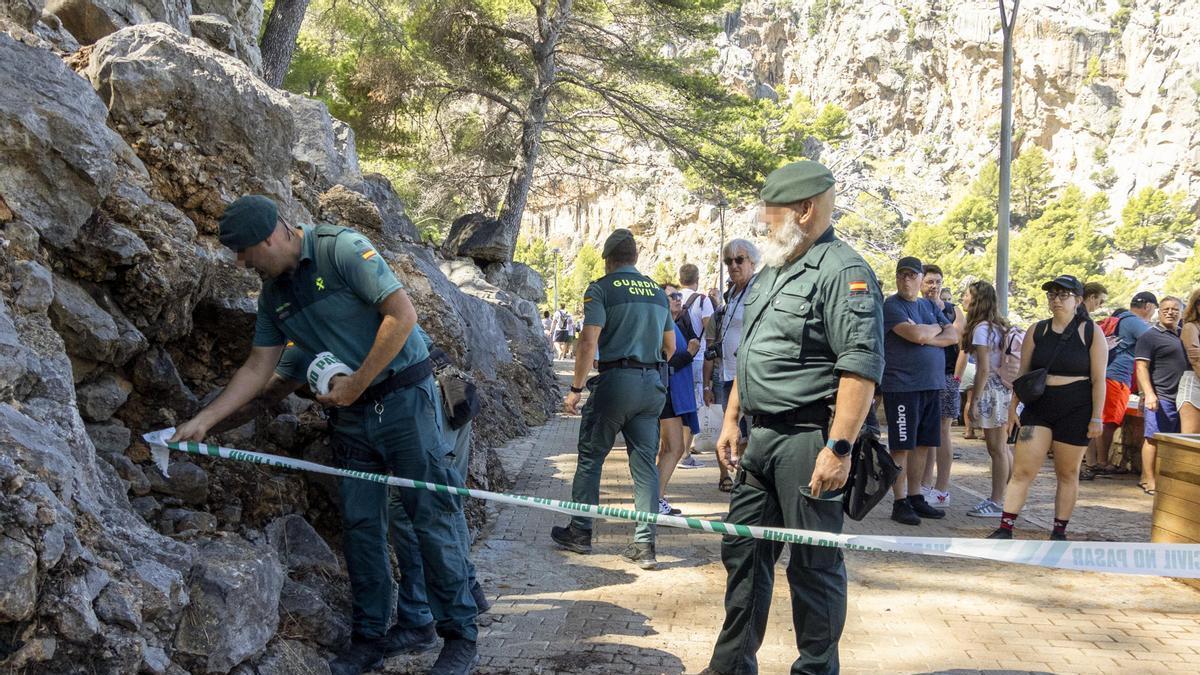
[1079,465,1095,481]
[718,476,733,493]
[1138,482,1157,495]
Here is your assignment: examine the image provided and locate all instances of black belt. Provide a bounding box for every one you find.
[750,402,832,429]
[597,358,660,372]
[350,357,433,407]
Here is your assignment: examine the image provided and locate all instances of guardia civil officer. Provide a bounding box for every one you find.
[699,162,885,675]
[550,229,676,570]
[170,196,478,675]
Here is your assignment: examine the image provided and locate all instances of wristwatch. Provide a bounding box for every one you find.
[569,385,584,394]
[826,438,852,457]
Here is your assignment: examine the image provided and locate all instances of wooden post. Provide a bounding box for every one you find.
[1150,433,1200,589]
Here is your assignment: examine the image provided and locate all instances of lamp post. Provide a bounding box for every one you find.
[717,195,729,289]
[996,0,1020,316]
[552,247,560,310]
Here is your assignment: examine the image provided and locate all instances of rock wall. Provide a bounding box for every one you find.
[0,11,555,674]
[526,0,1200,292]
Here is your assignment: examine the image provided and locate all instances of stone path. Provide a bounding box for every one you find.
[384,361,1200,674]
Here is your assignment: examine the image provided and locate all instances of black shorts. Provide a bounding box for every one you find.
[883,389,941,450]
[553,330,572,343]
[1019,380,1091,446]
[660,393,677,420]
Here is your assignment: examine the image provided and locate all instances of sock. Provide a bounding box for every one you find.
[1053,518,1069,536]
[1000,511,1018,531]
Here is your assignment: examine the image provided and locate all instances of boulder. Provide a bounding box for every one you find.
[484,261,546,304]
[75,371,132,421]
[85,23,299,233]
[317,184,380,235]
[0,31,122,248]
[0,302,33,401]
[0,0,44,28]
[174,537,284,673]
[130,345,199,415]
[49,274,147,366]
[277,579,349,648]
[0,534,38,621]
[265,514,339,576]
[99,451,151,495]
[360,172,419,244]
[44,0,191,45]
[32,12,82,53]
[190,0,262,71]
[188,12,260,75]
[13,260,55,313]
[85,419,132,455]
[146,460,208,505]
[442,212,516,264]
[286,92,363,195]
[94,580,143,630]
[254,639,332,675]
[131,557,188,621]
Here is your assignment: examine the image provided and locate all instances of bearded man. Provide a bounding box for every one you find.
[696,161,885,675]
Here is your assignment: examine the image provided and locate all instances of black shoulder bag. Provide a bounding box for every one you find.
[1012,317,1078,405]
[841,430,902,521]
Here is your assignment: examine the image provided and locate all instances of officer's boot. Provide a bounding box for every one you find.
[550,523,592,553]
[428,638,479,675]
[620,542,657,570]
[382,622,437,657]
[471,580,492,613]
[329,635,387,675]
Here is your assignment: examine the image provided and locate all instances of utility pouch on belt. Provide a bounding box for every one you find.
[430,347,480,430]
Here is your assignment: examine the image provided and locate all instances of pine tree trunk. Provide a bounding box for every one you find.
[260,0,311,88]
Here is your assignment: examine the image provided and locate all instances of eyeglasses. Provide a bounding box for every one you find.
[724,255,747,266]
[1046,291,1077,301]
[668,292,683,300]
[1159,307,1181,314]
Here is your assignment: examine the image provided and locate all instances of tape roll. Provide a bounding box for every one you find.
[306,351,353,395]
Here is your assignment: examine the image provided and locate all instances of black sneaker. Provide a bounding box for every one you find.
[891,499,920,526]
[620,542,657,570]
[1050,531,1067,541]
[428,638,479,675]
[908,495,946,519]
[329,635,386,675]
[381,621,436,657]
[550,524,592,553]
[987,528,1013,539]
[471,581,492,614]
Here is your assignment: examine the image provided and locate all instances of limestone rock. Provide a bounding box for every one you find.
[254,639,332,675]
[13,259,55,313]
[32,13,82,53]
[317,184,380,235]
[0,534,38,621]
[265,514,339,576]
[44,0,191,45]
[286,92,363,193]
[0,31,121,247]
[85,419,132,455]
[360,172,419,244]
[49,274,147,366]
[146,460,208,505]
[191,0,261,71]
[142,645,170,675]
[442,212,514,264]
[130,495,161,521]
[131,345,199,415]
[484,261,546,304]
[75,371,132,421]
[99,450,150,495]
[0,302,33,400]
[174,537,284,673]
[94,580,142,630]
[0,0,44,28]
[277,579,349,649]
[188,12,260,74]
[131,557,188,621]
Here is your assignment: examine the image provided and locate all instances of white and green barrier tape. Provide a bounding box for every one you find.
[143,429,1200,579]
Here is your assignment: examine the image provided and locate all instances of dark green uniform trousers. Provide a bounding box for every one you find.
[709,424,847,675]
[388,420,477,630]
[570,368,667,543]
[330,377,478,641]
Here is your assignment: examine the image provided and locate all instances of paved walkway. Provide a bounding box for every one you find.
[384,362,1200,674]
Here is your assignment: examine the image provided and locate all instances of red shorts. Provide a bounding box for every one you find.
[1102,379,1131,426]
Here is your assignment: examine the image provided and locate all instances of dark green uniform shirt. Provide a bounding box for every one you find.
[275,328,434,386]
[736,227,885,415]
[253,224,429,384]
[582,265,673,364]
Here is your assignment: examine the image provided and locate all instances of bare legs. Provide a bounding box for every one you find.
[657,417,685,497]
[982,426,1011,504]
[1002,426,1086,521]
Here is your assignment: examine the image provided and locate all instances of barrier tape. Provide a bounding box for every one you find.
[143,429,1200,579]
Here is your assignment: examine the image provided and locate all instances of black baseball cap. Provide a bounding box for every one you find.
[1041,274,1083,295]
[896,256,924,274]
[1131,291,1159,307]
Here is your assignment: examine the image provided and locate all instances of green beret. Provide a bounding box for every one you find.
[760,161,835,205]
[602,228,636,259]
[219,195,278,251]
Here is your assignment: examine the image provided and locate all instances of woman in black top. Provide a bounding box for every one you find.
[989,275,1107,541]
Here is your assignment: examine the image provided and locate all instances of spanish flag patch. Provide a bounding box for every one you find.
[849,280,868,293]
[361,249,377,261]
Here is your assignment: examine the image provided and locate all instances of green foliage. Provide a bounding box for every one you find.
[559,245,606,313]
[1093,146,1109,164]
[1091,167,1117,189]
[1114,188,1196,258]
[1084,55,1102,84]
[899,7,916,43]
[1008,186,1110,315]
[1010,147,1054,226]
[651,260,676,286]
[1165,242,1200,297]
[1110,0,1133,35]
[515,234,558,309]
[808,0,841,36]
[836,192,904,284]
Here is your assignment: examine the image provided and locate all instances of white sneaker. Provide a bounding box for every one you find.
[928,488,950,507]
[920,485,932,500]
[677,456,701,469]
[967,499,1003,517]
[658,498,681,516]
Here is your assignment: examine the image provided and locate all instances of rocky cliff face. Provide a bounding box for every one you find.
[1,5,555,672]
[528,0,1200,290]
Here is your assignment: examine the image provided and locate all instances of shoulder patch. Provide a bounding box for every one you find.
[848,280,868,295]
[361,249,377,261]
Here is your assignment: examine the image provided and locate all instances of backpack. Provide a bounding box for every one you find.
[997,326,1025,389]
[1098,311,1129,357]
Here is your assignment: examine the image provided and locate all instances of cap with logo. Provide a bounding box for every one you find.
[760,160,835,205]
[895,256,924,275]
[1041,274,1084,295]
[1130,291,1159,307]
[219,195,278,252]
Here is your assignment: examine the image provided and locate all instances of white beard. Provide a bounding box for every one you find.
[759,221,807,268]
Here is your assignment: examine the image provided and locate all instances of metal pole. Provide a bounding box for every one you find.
[996,0,1019,316]
[718,195,729,290]
[552,248,559,309]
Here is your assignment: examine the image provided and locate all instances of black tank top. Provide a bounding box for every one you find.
[941,302,959,375]
[1030,319,1093,377]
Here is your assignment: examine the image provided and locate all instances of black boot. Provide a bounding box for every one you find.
[891,498,920,526]
[908,494,946,519]
[428,638,479,675]
[620,542,657,570]
[987,527,1013,539]
[550,523,592,553]
[382,621,437,657]
[329,635,387,675]
[470,581,491,614]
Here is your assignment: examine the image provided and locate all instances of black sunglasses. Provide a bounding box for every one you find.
[668,292,683,300]
[724,255,747,266]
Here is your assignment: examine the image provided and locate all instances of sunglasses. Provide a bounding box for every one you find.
[1046,291,1078,301]
[724,255,747,266]
[668,292,683,300]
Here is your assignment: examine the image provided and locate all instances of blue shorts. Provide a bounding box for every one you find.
[883,389,941,451]
[1144,398,1181,438]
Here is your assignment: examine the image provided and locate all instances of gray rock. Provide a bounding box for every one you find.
[191,0,262,72]
[162,508,217,535]
[277,579,349,649]
[0,300,33,400]
[130,495,161,522]
[13,260,55,313]
[189,13,235,51]
[32,13,82,53]
[254,639,332,675]
[442,212,515,264]
[40,522,69,570]
[75,371,132,421]
[286,92,363,192]
[53,569,108,642]
[142,645,170,675]
[146,460,209,505]
[265,514,339,575]
[86,419,132,455]
[174,537,284,673]
[484,261,546,304]
[266,413,300,449]
[94,581,142,630]
[360,172,419,244]
[62,212,150,282]
[0,534,38,621]
[0,31,121,247]
[0,0,44,28]
[44,0,191,45]
[131,345,199,415]
[49,274,146,366]
[131,557,188,621]
[100,451,151,495]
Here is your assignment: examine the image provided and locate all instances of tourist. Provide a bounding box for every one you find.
[1179,289,1200,434]
[1134,296,1187,495]
[919,263,963,507]
[991,275,1106,541]
[677,263,715,466]
[961,281,1012,519]
[1086,288,1152,477]
[550,303,573,359]
[656,283,701,516]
